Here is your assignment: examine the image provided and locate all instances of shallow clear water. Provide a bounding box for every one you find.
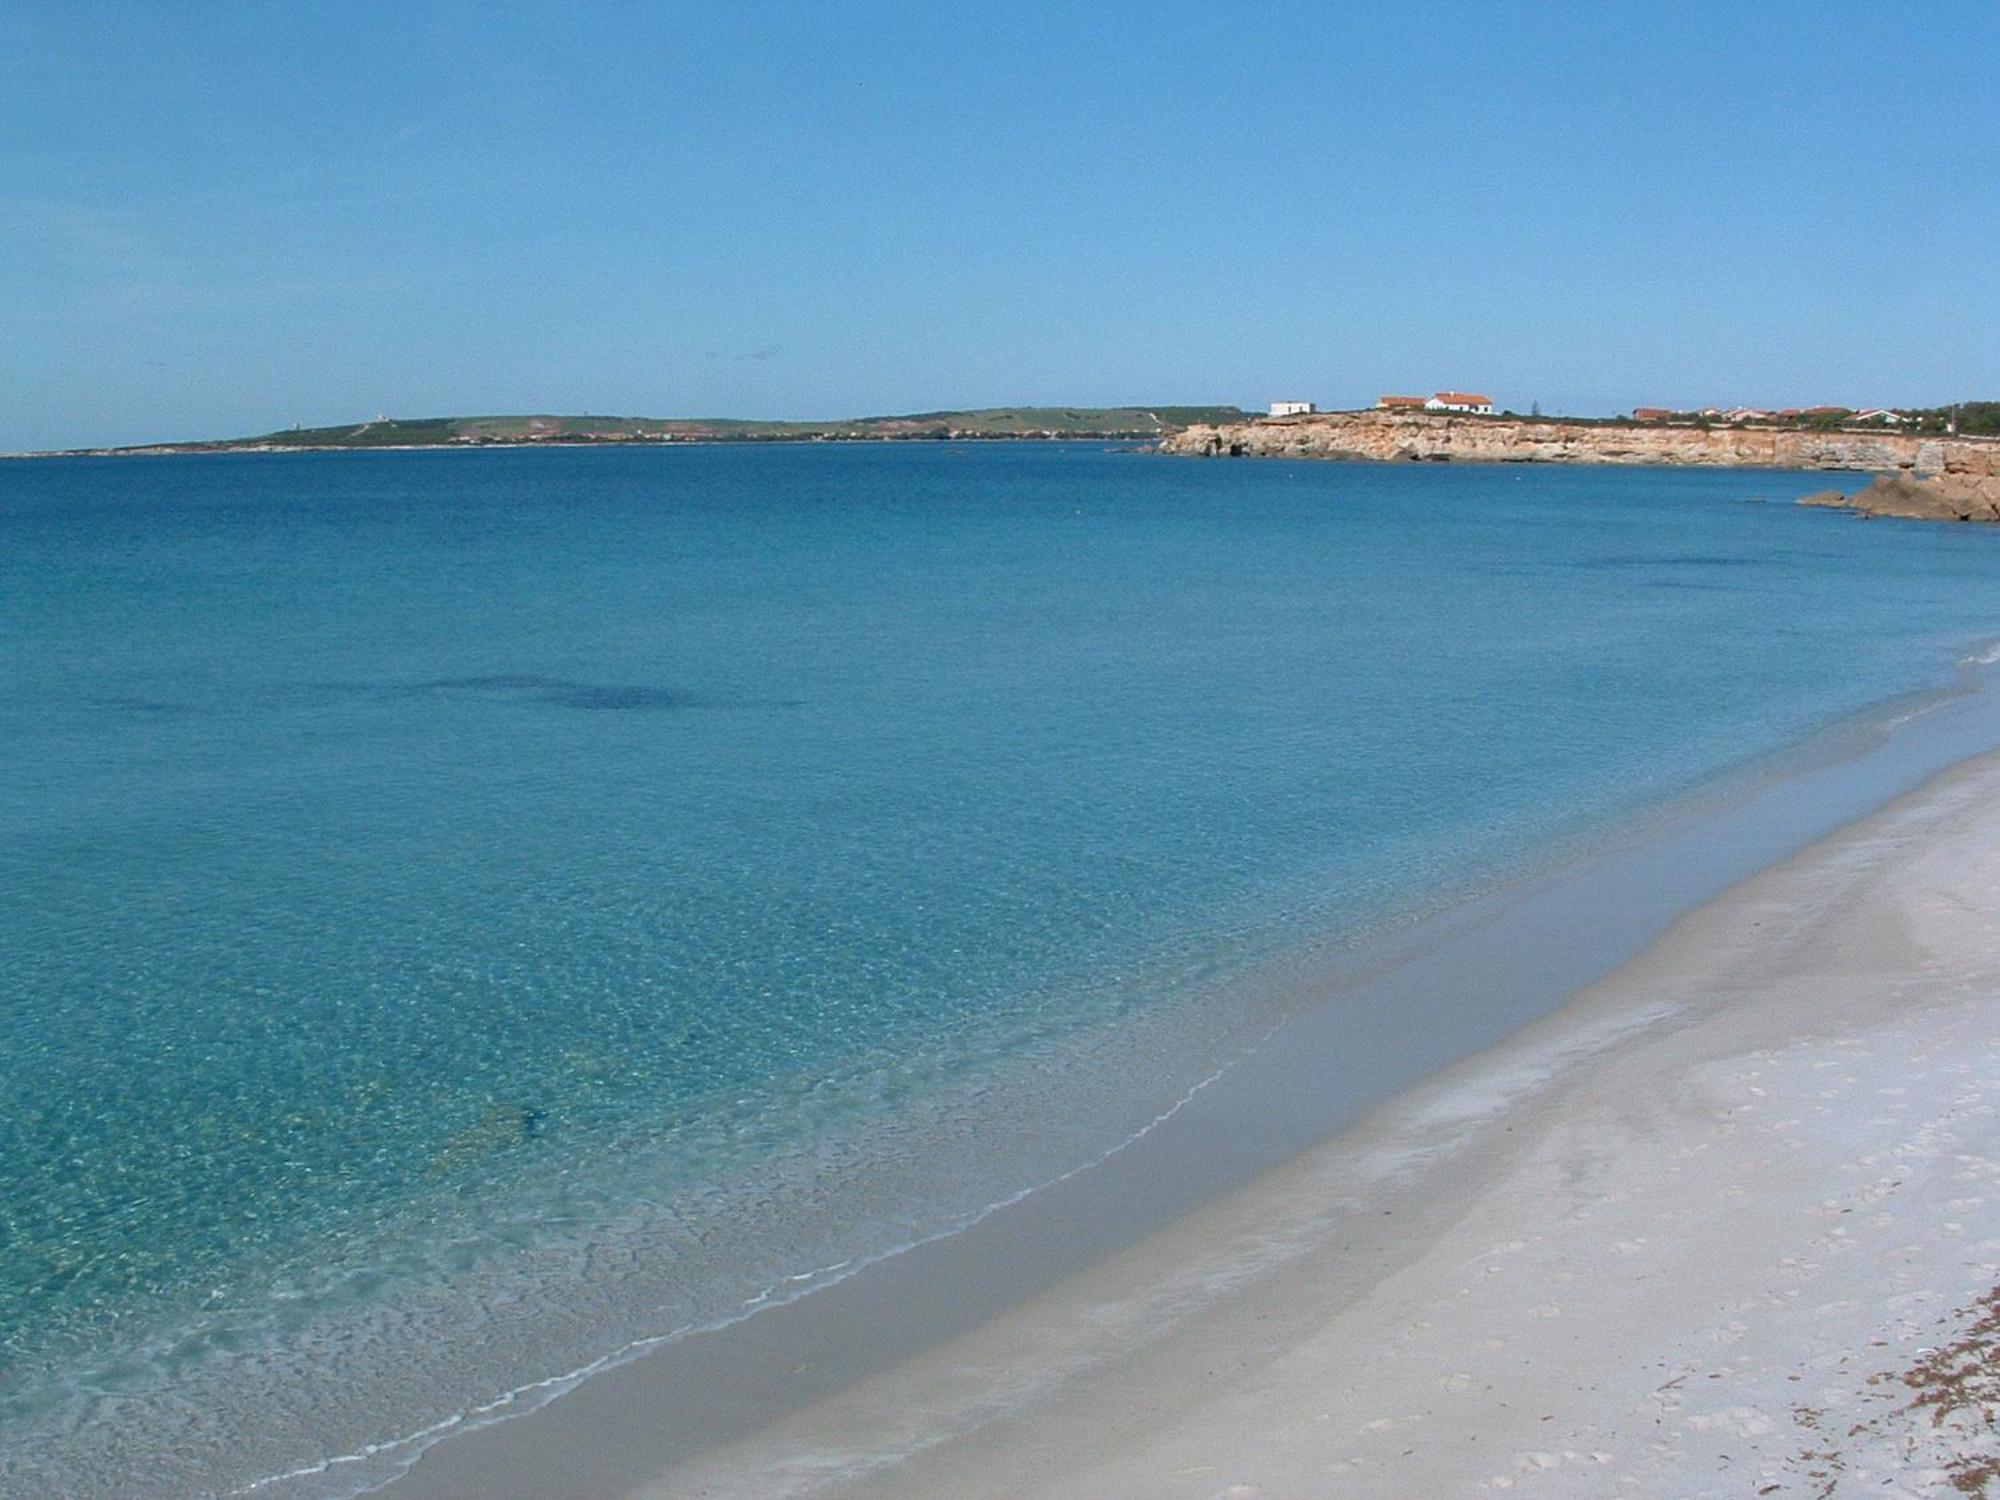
[3,443,1999,1494]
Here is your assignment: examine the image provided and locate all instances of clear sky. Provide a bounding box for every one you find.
[4,1,1996,450]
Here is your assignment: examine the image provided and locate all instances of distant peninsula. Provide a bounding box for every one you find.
[24,407,1253,457]
[27,404,2000,521]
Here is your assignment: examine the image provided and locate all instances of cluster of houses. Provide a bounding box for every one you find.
[1265,392,1498,418]
[1264,395,1918,426]
[1630,405,1913,425]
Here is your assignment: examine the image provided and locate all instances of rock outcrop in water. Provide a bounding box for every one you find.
[1160,412,2000,522]
[1800,472,2000,523]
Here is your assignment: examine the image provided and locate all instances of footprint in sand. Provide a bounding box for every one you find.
[1363,1413,1424,1432]
[1684,1405,1775,1436]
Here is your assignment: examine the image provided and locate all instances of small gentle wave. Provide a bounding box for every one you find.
[237,1053,1242,1498]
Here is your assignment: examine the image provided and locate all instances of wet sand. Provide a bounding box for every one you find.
[384,699,2000,1499]
[659,749,2000,1498]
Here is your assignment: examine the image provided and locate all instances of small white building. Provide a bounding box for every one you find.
[1269,400,1316,417]
[1851,408,1911,425]
[1424,391,1495,415]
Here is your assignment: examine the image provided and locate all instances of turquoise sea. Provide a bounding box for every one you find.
[6,442,2000,1496]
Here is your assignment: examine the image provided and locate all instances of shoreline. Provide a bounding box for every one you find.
[374,650,2000,1498]
[784,738,2000,1499]
[12,429,1992,520]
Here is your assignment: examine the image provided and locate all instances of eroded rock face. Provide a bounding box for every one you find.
[1159,412,2000,522]
[1803,473,2000,523]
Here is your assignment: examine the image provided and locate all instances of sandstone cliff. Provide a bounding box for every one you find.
[1161,411,2000,521]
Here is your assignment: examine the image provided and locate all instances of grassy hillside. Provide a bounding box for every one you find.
[133,406,1252,452]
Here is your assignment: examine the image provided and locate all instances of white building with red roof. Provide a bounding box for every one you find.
[1424,391,1495,414]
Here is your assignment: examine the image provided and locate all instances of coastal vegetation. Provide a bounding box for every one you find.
[1622,403,1999,435]
[1907,401,2000,436]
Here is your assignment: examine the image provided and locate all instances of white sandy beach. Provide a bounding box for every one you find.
[627,750,2000,1499]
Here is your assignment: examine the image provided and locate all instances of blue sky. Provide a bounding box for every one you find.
[4,1,1996,449]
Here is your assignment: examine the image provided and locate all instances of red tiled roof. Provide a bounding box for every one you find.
[1433,392,1493,405]
[1378,395,1427,407]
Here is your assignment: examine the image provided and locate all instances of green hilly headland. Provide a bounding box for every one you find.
[99,407,1252,453]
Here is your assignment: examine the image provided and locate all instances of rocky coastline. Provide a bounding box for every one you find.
[1161,411,2000,522]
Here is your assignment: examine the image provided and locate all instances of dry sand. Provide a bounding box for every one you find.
[643,751,2000,1498]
